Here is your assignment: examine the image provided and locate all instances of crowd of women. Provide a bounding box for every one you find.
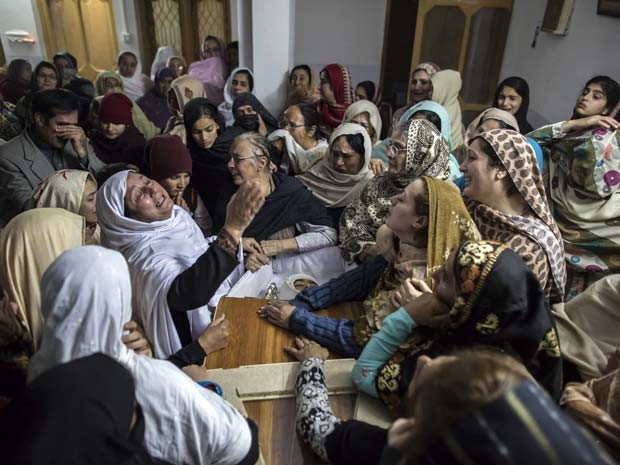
[0,34,619,465]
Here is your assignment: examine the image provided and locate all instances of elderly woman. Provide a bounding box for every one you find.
[137,66,176,131]
[460,129,566,302]
[258,176,480,357]
[145,134,212,235]
[88,92,148,172]
[232,93,279,135]
[339,119,451,264]
[184,98,243,232]
[391,62,440,130]
[163,75,207,143]
[32,169,99,244]
[298,123,374,226]
[269,103,328,174]
[0,209,86,393]
[96,169,264,358]
[218,67,255,126]
[116,51,152,102]
[286,64,320,107]
[317,64,354,138]
[92,70,159,140]
[353,240,563,413]
[527,76,620,299]
[227,132,336,272]
[27,246,259,465]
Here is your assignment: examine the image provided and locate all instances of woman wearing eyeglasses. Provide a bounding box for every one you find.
[339,119,451,264]
[227,132,336,272]
[268,103,328,174]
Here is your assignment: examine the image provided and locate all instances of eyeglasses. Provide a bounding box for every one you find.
[229,155,256,165]
[279,120,305,129]
[386,141,407,156]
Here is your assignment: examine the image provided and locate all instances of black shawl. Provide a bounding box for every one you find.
[0,353,165,465]
[184,98,242,232]
[244,171,334,241]
[376,241,563,412]
[232,93,279,133]
[89,126,148,172]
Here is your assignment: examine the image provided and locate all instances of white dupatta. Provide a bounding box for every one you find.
[96,170,244,358]
[28,246,251,465]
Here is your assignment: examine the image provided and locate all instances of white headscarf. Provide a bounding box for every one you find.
[28,246,251,465]
[268,129,328,174]
[96,170,244,358]
[117,50,153,102]
[150,45,180,81]
[218,66,255,127]
[297,123,374,208]
[343,100,383,146]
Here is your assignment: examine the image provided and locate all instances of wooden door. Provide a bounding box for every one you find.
[409,0,513,124]
[37,0,119,82]
[139,0,231,72]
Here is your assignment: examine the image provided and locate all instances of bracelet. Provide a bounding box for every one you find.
[216,228,239,257]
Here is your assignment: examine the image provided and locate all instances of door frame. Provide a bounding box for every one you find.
[35,0,119,77]
[409,0,513,113]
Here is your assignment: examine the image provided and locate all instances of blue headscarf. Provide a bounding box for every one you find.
[400,100,453,151]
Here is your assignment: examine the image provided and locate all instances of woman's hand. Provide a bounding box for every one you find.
[223,181,265,242]
[198,313,229,354]
[376,224,398,263]
[404,292,451,328]
[122,321,153,357]
[285,336,328,361]
[369,159,387,175]
[257,114,268,136]
[245,252,271,272]
[390,278,429,309]
[260,238,299,257]
[563,115,620,133]
[257,300,295,328]
[174,192,189,212]
[242,237,263,254]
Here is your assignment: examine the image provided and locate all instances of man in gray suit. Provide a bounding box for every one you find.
[0,88,105,224]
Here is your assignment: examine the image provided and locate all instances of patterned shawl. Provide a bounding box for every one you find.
[468,129,566,302]
[163,75,207,143]
[376,240,563,413]
[353,177,480,346]
[317,63,354,130]
[339,119,451,263]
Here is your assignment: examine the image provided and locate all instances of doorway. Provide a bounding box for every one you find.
[36,0,119,82]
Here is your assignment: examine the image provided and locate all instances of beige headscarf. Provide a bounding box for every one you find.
[164,75,207,143]
[0,209,84,349]
[298,123,374,208]
[32,169,100,243]
[431,70,464,148]
[343,100,383,146]
[465,108,519,145]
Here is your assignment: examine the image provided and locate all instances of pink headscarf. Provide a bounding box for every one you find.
[187,57,227,106]
[413,62,441,78]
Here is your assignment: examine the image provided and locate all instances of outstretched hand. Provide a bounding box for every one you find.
[223,181,265,241]
[285,336,328,361]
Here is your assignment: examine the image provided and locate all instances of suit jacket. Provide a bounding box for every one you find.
[0,130,105,224]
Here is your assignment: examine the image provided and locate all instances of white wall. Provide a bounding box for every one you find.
[0,0,46,66]
[111,0,143,60]
[500,0,620,127]
[294,0,387,86]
